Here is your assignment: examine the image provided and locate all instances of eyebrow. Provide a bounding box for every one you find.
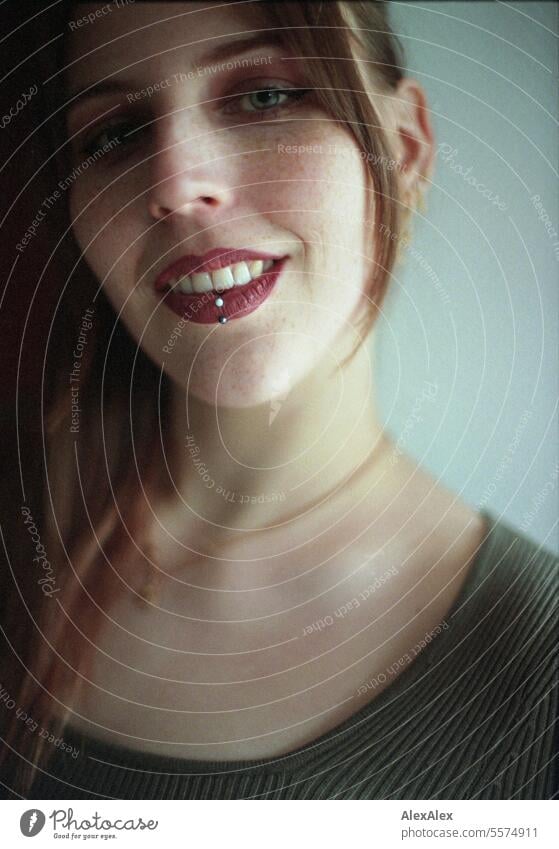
[65,33,285,111]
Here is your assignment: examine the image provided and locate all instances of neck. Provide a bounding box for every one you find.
[156,338,387,547]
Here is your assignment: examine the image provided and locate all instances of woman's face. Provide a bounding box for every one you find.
[64,2,375,407]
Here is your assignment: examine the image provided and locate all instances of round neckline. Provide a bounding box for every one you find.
[61,508,499,775]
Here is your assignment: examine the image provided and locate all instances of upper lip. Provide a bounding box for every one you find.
[154,248,285,291]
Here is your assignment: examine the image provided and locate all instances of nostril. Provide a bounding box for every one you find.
[201,196,218,206]
[149,200,171,220]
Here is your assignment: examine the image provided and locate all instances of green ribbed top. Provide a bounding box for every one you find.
[3,509,558,799]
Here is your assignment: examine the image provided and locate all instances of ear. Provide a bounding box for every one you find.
[388,77,435,203]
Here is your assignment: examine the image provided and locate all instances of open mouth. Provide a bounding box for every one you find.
[158,258,287,325]
[161,258,276,295]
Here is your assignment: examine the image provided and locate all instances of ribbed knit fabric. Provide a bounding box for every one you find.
[2,509,557,800]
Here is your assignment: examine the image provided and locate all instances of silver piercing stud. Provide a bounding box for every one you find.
[218,315,228,324]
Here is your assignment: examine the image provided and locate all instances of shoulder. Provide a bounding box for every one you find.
[443,512,558,798]
[473,512,558,603]
[449,510,557,647]
[473,513,557,639]
[450,510,557,709]
[465,512,558,719]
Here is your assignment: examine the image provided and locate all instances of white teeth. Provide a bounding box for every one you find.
[231,261,252,285]
[191,272,213,293]
[248,260,263,279]
[212,266,235,290]
[178,274,194,294]
[168,259,278,294]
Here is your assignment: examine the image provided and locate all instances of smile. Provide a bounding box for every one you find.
[155,251,287,325]
[166,259,275,294]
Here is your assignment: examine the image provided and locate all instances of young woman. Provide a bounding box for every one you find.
[1,1,556,800]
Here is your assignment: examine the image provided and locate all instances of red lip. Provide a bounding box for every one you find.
[154,248,284,291]
[160,257,287,325]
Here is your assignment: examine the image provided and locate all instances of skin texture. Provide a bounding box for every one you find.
[59,3,486,758]
[65,4,372,408]
[64,1,434,535]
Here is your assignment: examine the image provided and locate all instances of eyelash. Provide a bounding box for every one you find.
[79,84,312,159]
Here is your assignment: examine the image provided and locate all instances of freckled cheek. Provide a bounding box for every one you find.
[244,141,367,225]
[257,149,367,314]
[249,142,324,198]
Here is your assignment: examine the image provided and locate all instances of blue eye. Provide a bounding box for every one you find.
[224,85,311,115]
[77,84,311,161]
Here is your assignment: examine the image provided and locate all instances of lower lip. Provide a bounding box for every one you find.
[160,259,286,325]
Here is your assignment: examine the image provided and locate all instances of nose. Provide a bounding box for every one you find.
[147,117,235,223]
[148,193,220,221]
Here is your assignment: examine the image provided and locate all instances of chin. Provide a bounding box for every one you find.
[169,383,287,411]
[162,350,303,411]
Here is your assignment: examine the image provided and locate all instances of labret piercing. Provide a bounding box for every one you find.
[214,295,227,324]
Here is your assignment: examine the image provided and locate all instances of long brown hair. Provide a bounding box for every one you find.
[0,0,407,796]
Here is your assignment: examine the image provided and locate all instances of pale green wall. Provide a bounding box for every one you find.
[376,2,558,550]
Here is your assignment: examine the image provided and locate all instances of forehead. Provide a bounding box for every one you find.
[64,2,273,84]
